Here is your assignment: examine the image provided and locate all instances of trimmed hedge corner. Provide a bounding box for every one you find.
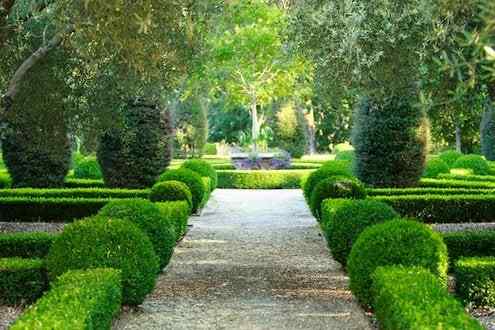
[12,268,122,330]
[348,219,448,306]
[0,232,56,258]
[0,258,48,305]
[455,257,495,307]
[443,230,495,266]
[372,266,482,329]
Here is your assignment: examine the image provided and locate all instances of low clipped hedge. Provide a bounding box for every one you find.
[303,161,353,201]
[0,187,148,199]
[159,168,206,213]
[65,178,106,188]
[452,154,490,175]
[373,194,495,223]
[0,232,56,258]
[218,170,311,189]
[348,219,448,306]
[443,230,495,267]
[423,158,449,178]
[455,257,495,307]
[12,268,122,330]
[150,181,193,209]
[182,159,218,191]
[309,176,366,220]
[156,201,190,240]
[369,187,495,196]
[46,217,159,305]
[321,199,398,265]
[0,258,48,305]
[98,200,176,269]
[420,178,495,189]
[372,266,482,329]
[439,173,495,183]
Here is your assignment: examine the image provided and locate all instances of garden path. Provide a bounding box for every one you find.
[114,189,372,330]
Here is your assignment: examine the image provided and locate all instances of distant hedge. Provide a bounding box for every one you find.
[218,170,311,189]
[0,232,56,258]
[0,258,48,305]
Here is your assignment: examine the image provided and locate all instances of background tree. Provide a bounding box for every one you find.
[272,101,307,157]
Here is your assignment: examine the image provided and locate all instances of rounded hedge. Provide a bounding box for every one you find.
[423,158,450,178]
[335,150,355,163]
[452,154,490,175]
[46,217,159,305]
[98,200,176,269]
[150,181,193,209]
[73,157,102,180]
[322,199,399,265]
[348,219,448,306]
[182,159,218,191]
[303,160,353,202]
[439,150,463,168]
[309,176,366,220]
[159,168,206,213]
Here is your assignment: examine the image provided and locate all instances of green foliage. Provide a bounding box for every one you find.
[218,170,311,189]
[302,161,353,202]
[352,97,429,187]
[203,143,218,156]
[159,168,206,213]
[369,187,495,196]
[98,101,173,188]
[443,230,495,267]
[372,266,482,330]
[0,188,148,199]
[439,150,464,168]
[420,178,495,189]
[438,173,495,182]
[181,159,218,190]
[373,194,495,223]
[65,178,106,188]
[335,150,355,163]
[150,181,193,210]
[0,258,48,305]
[455,257,495,307]
[321,199,399,265]
[46,217,159,305]
[423,158,450,178]
[309,176,366,220]
[348,219,448,306]
[156,201,191,240]
[0,232,56,259]
[98,200,176,269]
[452,154,490,175]
[174,97,209,158]
[274,102,307,158]
[74,157,103,180]
[12,268,122,330]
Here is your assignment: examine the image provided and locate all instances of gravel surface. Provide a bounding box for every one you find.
[113,189,372,330]
[433,223,495,233]
[0,306,22,330]
[0,222,64,233]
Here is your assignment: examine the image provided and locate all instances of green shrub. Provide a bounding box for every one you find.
[159,168,206,213]
[302,161,353,201]
[452,154,490,175]
[481,105,495,161]
[274,102,307,158]
[443,230,495,267]
[321,199,398,265]
[373,194,495,223]
[0,187,148,199]
[74,157,103,180]
[98,101,173,188]
[156,201,190,239]
[438,173,495,183]
[372,266,482,330]
[218,170,311,189]
[369,187,495,196]
[439,150,463,168]
[12,268,122,330]
[98,200,176,269]
[150,181,193,209]
[65,178,106,188]
[455,257,495,307]
[46,217,159,305]
[0,258,48,305]
[181,159,218,190]
[0,172,11,188]
[351,97,428,187]
[0,232,56,258]
[423,158,450,178]
[420,178,495,189]
[348,219,448,306]
[203,143,218,156]
[335,150,355,162]
[309,176,366,219]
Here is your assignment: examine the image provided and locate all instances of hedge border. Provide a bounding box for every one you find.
[0,232,57,258]
[217,170,312,189]
[0,258,48,305]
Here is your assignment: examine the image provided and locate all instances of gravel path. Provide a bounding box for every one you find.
[113,189,372,330]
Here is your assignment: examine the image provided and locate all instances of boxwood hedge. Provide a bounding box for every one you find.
[159,168,206,213]
[455,257,495,307]
[0,258,48,305]
[182,159,218,191]
[0,232,56,258]
[218,170,311,189]
[443,230,495,267]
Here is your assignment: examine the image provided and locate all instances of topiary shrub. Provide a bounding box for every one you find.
[46,217,159,305]
[321,199,399,265]
[150,181,193,210]
[347,219,448,306]
[309,176,366,219]
[423,158,450,178]
[439,150,463,168]
[302,160,353,202]
[181,159,218,190]
[97,100,173,188]
[481,104,495,161]
[452,154,490,175]
[335,150,355,162]
[159,168,206,213]
[273,102,307,158]
[74,157,102,180]
[98,200,176,269]
[351,97,429,187]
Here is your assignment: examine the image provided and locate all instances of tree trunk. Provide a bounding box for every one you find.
[455,124,462,153]
[305,108,316,155]
[251,99,259,153]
